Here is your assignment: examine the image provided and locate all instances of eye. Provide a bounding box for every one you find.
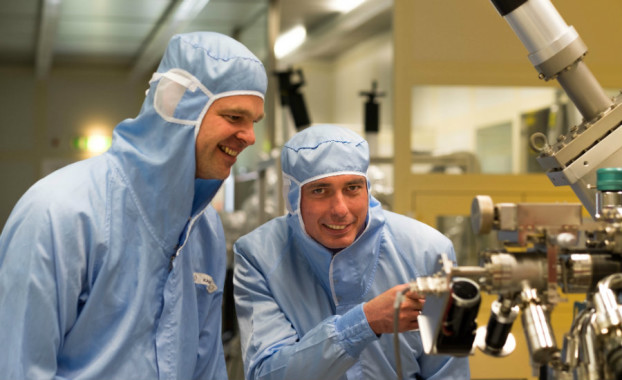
[224,114,242,123]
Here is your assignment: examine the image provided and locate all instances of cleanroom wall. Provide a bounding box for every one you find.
[0,66,145,229]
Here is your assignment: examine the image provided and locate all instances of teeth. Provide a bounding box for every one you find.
[220,145,239,157]
[326,224,346,230]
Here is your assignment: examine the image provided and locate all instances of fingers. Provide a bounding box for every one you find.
[404,290,425,302]
[399,309,421,331]
[396,296,423,331]
[401,294,424,312]
[408,309,421,323]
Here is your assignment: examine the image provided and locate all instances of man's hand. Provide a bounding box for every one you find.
[363,284,425,335]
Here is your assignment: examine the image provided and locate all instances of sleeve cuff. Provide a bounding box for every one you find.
[334,303,378,358]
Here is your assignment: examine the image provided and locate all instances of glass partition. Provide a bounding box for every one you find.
[409,85,588,175]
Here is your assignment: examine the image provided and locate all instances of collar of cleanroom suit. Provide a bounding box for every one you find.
[0,32,267,380]
[233,124,470,379]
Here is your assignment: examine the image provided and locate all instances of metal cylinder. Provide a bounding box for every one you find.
[579,312,602,380]
[594,274,622,331]
[491,0,613,121]
[521,287,558,364]
[492,0,570,61]
[561,254,622,293]
[487,253,547,293]
[555,61,613,121]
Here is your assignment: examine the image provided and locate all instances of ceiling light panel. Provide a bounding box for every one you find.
[55,0,170,60]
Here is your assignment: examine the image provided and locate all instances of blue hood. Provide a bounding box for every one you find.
[281,125,383,263]
[107,32,267,251]
[281,124,374,215]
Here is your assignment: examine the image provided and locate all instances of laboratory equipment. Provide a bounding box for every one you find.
[396,1,622,378]
[411,172,622,378]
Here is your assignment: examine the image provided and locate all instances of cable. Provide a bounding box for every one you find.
[393,287,410,380]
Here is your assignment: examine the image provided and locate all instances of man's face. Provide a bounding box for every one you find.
[195,95,264,179]
[300,174,369,250]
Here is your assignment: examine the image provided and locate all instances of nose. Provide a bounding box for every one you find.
[329,192,349,218]
[236,125,256,147]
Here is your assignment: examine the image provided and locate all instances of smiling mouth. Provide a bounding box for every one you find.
[219,145,239,157]
[325,224,347,230]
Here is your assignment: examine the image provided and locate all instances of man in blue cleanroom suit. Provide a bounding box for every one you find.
[0,32,266,379]
[233,124,470,379]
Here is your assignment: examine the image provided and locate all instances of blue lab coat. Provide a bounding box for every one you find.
[0,32,266,379]
[233,125,470,379]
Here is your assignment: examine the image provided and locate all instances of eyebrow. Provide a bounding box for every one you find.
[220,107,264,122]
[306,177,366,189]
[347,178,366,186]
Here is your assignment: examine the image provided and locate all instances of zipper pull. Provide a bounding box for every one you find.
[168,254,175,272]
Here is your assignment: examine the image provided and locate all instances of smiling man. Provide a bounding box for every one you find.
[196,94,264,180]
[233,124,470,380]
[300,174,368,250]
[0,32,266,379]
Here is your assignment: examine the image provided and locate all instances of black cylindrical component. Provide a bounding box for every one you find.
[444,279,481,335]
[591,256,622,290]
[483,299,518,352]
[607,347,622,380]
[490,0,527,16]
[275,71,292,106]
[485,315,514,350]
[436,278,481,354]
[289,92,311,130]
[274,69,312,129]
[364,101,379,133]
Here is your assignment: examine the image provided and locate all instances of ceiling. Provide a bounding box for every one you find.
[0,0,392,79]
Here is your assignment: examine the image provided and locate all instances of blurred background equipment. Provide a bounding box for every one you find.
[275,67,311,130]
[360,80,385,157]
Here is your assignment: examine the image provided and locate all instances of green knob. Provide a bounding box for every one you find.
[597,168,622,191]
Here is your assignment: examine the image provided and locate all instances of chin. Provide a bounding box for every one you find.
[323,238,355,250]
[196,168,231,180]
[215,172,230,180]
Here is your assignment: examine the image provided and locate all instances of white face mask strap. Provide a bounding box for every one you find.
[150,69,212,96]
[282,173,312,239]
[149,72,164,85]
[150,69,215,126]
[282,173,298,214]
